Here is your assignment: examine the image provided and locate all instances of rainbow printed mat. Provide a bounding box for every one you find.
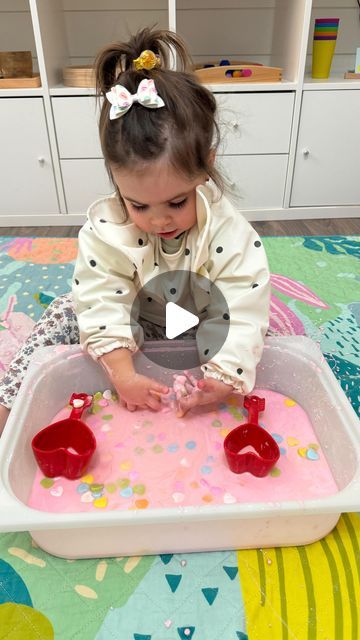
[0,235,359,639]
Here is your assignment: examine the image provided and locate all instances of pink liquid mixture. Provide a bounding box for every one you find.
[28,388,338,513]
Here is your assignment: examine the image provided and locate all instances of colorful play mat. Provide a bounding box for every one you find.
[0,234,359,639]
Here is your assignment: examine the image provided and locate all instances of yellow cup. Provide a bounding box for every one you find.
[312,39,337,79]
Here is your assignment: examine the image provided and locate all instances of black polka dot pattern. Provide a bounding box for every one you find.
[252,283,259,288]
[254,240,261,248]
[99,219,106,223]
[204,348,209,356]
[74,278,79,285]
[116,290,123,294]
[154,262,159,267]
[216,246,223,254]
[170,288,176,295]
[147,297,152,302]
[237,368,243,375]
[99,325,106,330]
[89,259,96,267]
[223,313,229,320]
[138,238,144,246]
[185,248,190,256]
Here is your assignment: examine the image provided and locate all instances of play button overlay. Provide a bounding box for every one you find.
[166,302,199,339]
[130,269,230,369]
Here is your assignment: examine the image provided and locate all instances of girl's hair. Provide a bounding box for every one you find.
[95,27,224,193]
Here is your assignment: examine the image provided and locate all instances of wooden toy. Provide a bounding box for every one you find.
[63,65,96,87]
[194,60,282,83]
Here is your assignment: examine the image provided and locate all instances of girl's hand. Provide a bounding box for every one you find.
[177,377,234,417]
[100,347,168,412]
[114,372,168,412]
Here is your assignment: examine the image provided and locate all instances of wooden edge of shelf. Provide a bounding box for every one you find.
[344,72,360,79]
[0,73,41,88]
[194,65,282,83]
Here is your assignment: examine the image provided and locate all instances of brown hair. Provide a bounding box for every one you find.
[95,27,223,193]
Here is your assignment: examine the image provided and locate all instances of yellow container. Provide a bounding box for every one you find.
[312,39,337,79]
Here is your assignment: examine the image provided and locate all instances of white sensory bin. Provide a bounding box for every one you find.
[0,336,359,559]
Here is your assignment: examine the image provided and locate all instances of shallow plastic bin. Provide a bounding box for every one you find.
[0,336,359,559]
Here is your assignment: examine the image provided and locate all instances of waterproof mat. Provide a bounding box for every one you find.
[0,235,359,640]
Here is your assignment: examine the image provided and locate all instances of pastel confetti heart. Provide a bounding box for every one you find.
[80,491,94,503]
[135,499,149,509]
[103,389,113,400]
[270,467,281,477]
[272,433,283,443]
[50,486,63,497]
[306,448,320,461]
[220,428,231,438]
[101,424,111,432]
[201,465,212,474]
[202,494,213,503]
[287,436,299,446]
[81,474,94,484]
[120,487,133,498]
[180,458,190,467]
[118,478,130,489]
[284,398,296,407]
[152,444,163,453]
[93,497,108,509]
[133,484,146,495]
[119,461,132,471]
[223,493,236,504]
[172,492,185,503]
[105,483,117,493]
[77,483,89,494]
[90,483,104,493]
[298,447,308,458]
[40,478,54,489]
[308,442,319,450]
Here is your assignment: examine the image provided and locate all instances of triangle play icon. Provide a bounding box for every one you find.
[166,302,199,339]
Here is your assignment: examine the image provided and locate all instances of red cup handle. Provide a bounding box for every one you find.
[68,393,92,420]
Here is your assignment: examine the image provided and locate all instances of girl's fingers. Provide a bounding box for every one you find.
[126,402,137,412]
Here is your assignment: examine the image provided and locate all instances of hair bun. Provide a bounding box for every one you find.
[133,50,161,71]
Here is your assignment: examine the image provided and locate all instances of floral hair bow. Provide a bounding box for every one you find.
[106,78,165,120]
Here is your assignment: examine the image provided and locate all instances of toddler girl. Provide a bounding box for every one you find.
[0,27,270,432]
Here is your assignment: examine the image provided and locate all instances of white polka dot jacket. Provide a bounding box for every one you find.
[72,182,270,394]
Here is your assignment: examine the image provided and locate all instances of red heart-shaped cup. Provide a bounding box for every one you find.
[31,393,96,480]
[224,395,280,477]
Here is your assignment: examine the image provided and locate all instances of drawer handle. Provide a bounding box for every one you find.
[302,148,310,157]
[38,156,45,166]
[231,121,239,130]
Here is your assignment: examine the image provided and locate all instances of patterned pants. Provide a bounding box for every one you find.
[0,293,196,410]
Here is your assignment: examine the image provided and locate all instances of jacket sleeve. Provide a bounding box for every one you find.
[72,222,141,359]
[196,216,270,395]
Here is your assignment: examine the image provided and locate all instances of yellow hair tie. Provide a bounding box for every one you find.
[133,50,161,71]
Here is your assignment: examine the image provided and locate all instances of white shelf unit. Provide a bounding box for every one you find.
[0,0,359,224]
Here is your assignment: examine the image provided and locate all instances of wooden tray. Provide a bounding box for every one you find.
[194,64,282,83]
[344,71,360,79]
[63,65,95,87]
[0,73,41,88]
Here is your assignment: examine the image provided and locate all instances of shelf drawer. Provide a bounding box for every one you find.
[61,159,113,213]
[219,154,288,209]
[216,92,295,155]
[52,97,102,158]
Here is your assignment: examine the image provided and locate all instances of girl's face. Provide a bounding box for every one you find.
[111,159,207,240]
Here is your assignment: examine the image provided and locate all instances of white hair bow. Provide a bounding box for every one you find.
[106,78,165,120]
